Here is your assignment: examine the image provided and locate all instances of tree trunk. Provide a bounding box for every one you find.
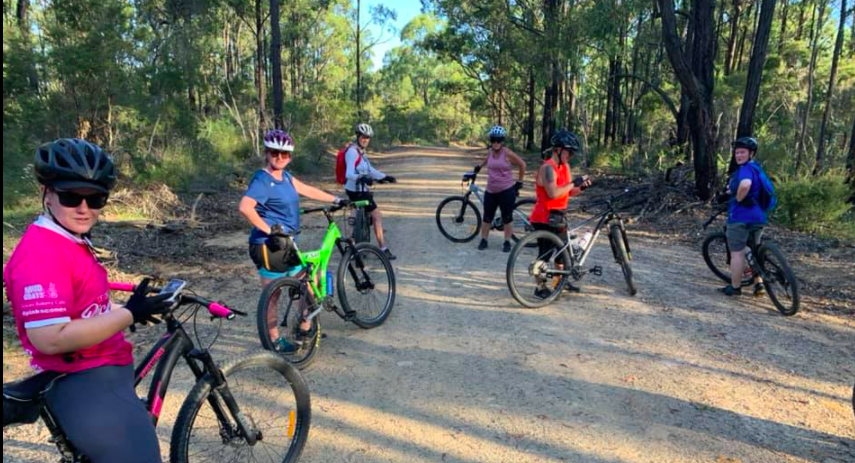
[725,0,742,75]
[526,67,536,151]
[795,0,808,41]
[777,0,789,53]
[847,114,855,191]
[658,0,718,200]
[540,0,559,152]
[737,0,777,138]
[795,0,827,173]
[16,0,40,92]
[813,0,847,176]
[255,0,267,126]
[735,0,756,72]
[270,0,283,127]
[604,58,615,146]
[356,0,363,119]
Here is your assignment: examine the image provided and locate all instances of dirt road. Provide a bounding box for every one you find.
[4,145,854,463]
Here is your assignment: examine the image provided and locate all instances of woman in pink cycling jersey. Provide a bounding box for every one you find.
[3,139,170,463]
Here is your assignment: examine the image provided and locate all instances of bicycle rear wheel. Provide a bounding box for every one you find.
[337,243,396,328]
[506,230,571,308]
[511,198,537,245]
[757,242,800,316]
[436,196,481,242]
[609,224,637,296]
[702,232,753,287]
[257,278,321,370]
[171,352,311,463]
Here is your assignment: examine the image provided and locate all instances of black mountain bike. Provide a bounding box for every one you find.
[506,189,638,308]
[257,203,396,370]
[436,171,535,243]
[702,208,800,315]
[3,280,311,463]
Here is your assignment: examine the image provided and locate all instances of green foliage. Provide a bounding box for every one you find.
[773,173,854,235]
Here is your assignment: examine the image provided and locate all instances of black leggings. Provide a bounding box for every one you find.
[533,222,566,257]
[46,364,163,463]
[482,187,516,225]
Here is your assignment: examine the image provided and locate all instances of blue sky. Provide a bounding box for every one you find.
[363,0,424,70]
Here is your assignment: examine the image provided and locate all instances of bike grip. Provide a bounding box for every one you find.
[109,282,135,293]
[208,301,236,320]
[354,200,371,207]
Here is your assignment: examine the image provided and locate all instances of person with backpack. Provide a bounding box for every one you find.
[473,125,527,252]
[338,123,397,260]
[721,136,774,297]
[239,129,348,352]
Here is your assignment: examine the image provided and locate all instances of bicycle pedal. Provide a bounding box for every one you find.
[589,266,603,276]
[321,333,328,339]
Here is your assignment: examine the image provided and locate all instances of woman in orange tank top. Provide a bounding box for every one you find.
[530,129,592,298]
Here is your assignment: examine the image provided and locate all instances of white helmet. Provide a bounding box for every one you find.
[263,129,295,152]
[354,123,374,137]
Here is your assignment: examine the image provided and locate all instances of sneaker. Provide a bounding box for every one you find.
[563,282,581,293]
[534,287,553,299]
[752,282,766,297]
[477,239,488,250]
[502,240,512,253]
[382,248,397,260]
[720,285,742,296]
[273,337,300,354]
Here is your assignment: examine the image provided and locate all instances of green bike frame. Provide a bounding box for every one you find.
[293,200,370,302]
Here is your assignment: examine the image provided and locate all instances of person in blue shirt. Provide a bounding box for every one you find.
[722,137,767,297]
[239,129,347,351]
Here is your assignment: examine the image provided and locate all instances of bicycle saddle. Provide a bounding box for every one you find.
[3,371,64,402]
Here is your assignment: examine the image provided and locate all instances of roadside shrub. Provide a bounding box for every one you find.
[773,173,853,235]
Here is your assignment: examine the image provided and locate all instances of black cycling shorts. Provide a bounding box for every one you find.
[482,187,516,225]
[346,190,378,213]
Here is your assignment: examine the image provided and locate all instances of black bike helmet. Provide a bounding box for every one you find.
[732,136,759,153]
[550,129,581,152]
[34,138,117,193]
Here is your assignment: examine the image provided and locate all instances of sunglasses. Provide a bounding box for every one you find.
[267,150,292,159]
[56,191,109,209]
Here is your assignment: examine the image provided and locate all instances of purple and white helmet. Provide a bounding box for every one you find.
[263,129,295,152]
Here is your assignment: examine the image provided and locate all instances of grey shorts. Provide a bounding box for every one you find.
[726,223,764,252]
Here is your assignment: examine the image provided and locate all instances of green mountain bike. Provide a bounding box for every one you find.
[256,201,396,369]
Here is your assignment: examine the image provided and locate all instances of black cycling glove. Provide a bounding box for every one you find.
[473,165,482,174]
[125,278,172,326]
[514,181,523,191]
[382,175,397,184]
[334,197,351,207]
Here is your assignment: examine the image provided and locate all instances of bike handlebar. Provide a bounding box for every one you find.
[703,208,728,229]
[109,282,246,320]
[301,200,370,216]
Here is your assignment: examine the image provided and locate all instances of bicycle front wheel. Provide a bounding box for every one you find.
[757,242,800,316]
[353,208,371,244]
[257,278,321,369]
[337,243,396,328]
[436,196,481,242]
[171,352,311,463]
[506,230,571,308]
[609,224,637,296]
